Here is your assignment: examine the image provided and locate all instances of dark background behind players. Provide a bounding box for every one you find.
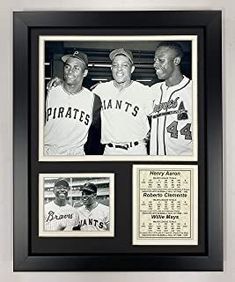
[44,41,191,155]
[44,40,191,90]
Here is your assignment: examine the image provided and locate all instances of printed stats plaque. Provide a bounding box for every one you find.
[133,165,198,245]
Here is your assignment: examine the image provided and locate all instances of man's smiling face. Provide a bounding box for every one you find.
[54,183,69,202]
[63,57,87,86]
[111,55,134,84]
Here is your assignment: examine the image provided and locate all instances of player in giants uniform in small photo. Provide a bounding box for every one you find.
[150,42,193,156]
[44,178,79,231]
[93,48,154,155]
[74,182,110,232]
[44,51,101,156]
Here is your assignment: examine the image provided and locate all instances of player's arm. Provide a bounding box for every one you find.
[73,209,81,230]
[72,207,81,230]
[91,94,102,128]
[104,208,110,231]
[84,94,104,155]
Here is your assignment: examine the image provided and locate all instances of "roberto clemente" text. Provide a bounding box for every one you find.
[142,192,187,197]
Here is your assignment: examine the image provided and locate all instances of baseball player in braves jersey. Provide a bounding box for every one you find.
[44,178,79,231]
[93,48,154,155]
[150,42,193,156]
[44,51,101,156]
[74,182,109,231]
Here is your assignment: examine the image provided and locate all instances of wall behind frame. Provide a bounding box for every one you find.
[0,0,234,281]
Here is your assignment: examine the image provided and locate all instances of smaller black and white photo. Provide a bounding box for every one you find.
[39,173,115,237]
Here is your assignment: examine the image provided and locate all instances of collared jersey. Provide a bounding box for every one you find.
[44,85,94,155]
[93,81,154,144]
[44,201,79,231]
[150,76,193,156]
[77,203,109,231]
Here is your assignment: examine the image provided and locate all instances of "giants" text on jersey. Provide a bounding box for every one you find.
[101,99,140,117]
[79,218,105,229]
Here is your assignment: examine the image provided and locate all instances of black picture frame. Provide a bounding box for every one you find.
[13,11,223,271]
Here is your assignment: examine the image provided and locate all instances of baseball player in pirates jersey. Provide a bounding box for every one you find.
[44,178,79,231]
[44,51,101,156]
[93,48,154,155]
[74,182,109,231]
[150,42,193,156]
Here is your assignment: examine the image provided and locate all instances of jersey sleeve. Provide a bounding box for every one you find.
[176,81,193,122]
[45,90,50,108]
[185,82,193,121]
[91,82,103,97]
[143,86,155,116]
[149,83,162,117]
[45,90,51,125]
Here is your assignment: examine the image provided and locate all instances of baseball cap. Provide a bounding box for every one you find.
[61,51,88,67]
[109,48,134,64]
[54,178,70,188]
[81,182,97,194]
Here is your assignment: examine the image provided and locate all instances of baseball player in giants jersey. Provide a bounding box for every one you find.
[44,51,101,156]
[44,178,79,231]
[150,42,193,156]
[93,48,154,155]
[74,182,109,231]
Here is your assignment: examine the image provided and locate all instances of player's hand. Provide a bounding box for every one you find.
[58,221,67,231]
[46,77,62,90]
[73,224,81,231]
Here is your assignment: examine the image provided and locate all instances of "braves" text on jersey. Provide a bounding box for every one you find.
[45,210,74,222]
[153,97,179,113]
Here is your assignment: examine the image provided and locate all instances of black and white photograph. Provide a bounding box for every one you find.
[38,35,198,162]
[38,173,115,237]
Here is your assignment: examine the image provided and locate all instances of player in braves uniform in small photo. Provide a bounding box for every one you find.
[74,182,109,231]
[44,178,79,231]
[93,48,154,155]
[44,51,101,156]
[150,41,193,156]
